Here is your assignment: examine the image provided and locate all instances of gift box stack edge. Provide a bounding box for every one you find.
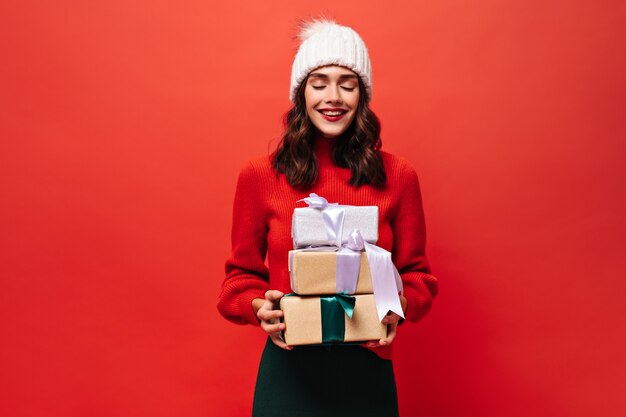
[281,204,387,346]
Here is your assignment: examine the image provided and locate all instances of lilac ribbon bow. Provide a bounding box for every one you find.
[345,230,405,321]
[296,193,346,247]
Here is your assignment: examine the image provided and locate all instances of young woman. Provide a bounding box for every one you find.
[217,18,438,417]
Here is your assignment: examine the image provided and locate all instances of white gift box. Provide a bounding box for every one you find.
[291,206,379,248]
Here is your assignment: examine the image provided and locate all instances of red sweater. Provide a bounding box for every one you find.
[217,136,438,359]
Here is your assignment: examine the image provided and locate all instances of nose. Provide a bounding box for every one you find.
[325,85,343,104]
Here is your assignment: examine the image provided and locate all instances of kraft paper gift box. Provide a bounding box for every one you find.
[291,206,379,248]
[279,294,387,346]
[288,250,374,295]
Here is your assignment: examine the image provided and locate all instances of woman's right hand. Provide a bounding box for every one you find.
[252,290,293,350]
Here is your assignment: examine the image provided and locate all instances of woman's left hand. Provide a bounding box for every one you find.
[362,295,407,348]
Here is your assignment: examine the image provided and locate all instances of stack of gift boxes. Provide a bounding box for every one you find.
[279,196,391,345]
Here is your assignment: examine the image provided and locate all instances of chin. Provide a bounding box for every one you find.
[318,126,349,138]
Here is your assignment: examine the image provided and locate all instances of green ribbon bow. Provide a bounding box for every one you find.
[320,294,356,343]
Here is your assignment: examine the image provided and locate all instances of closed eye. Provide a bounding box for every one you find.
[312,86,356,91]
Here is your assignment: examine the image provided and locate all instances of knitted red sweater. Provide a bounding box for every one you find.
[217,136,438,360]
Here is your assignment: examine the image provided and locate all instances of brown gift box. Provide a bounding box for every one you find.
[279,294,387,346]
[288,250,373,295]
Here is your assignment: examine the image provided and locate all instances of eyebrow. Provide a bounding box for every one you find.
[309,73,358,80]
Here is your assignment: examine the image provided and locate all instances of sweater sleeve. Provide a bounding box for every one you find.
[217,160,270,326]
[391,159,439,323]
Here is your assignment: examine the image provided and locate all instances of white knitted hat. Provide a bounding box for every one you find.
[289,18,372,103]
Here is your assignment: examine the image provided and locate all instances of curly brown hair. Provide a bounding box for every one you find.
[271,73,387,190]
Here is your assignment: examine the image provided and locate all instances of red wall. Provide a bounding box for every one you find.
[1,1,625,416]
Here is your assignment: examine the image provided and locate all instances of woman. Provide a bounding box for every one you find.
[217,18,438,417]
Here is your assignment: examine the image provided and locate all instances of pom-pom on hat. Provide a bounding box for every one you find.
[289,18,372,103]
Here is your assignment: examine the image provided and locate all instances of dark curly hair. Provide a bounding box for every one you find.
[271,73,387,189]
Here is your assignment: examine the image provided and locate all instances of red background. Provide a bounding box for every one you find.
[1,1,625,416]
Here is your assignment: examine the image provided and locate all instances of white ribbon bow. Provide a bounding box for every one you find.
[345,229,405,321]
[297,193,346,247]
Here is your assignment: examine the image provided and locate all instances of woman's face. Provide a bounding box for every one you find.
[304,65,360,139]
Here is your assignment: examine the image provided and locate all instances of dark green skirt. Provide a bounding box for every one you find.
[252,337,399,417]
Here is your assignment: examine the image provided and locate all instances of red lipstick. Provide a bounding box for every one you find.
[317,108,348,122]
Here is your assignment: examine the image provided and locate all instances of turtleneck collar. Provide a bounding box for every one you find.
[312,135,336,162]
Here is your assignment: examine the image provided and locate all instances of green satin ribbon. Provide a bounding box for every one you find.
[320,294,356,343]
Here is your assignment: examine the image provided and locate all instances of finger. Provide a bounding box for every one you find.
[257,308,284,321]
[381,313,401,325]
[265,290,284,301]
[379,322,397,346]
[262,298,276,311]
[257,308,275,324]
[270,332,293,350]
[262,321,285,334]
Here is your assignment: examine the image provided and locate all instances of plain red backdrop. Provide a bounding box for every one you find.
[1,1,625,416]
